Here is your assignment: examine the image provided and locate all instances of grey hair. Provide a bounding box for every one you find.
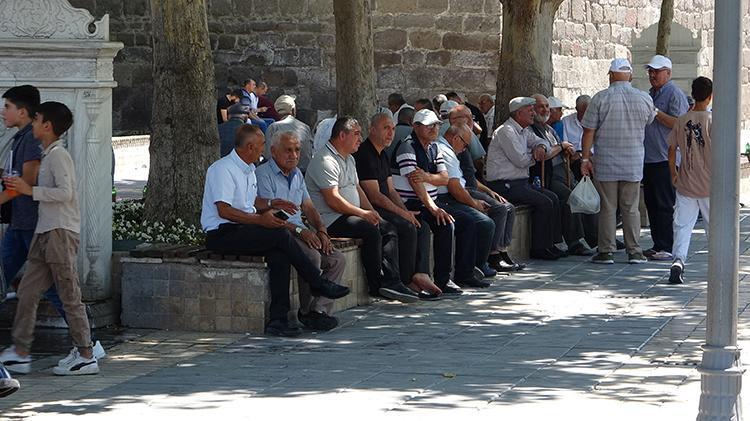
[270,130,300,149]
[370,111,393,127]
[575,95,591,107]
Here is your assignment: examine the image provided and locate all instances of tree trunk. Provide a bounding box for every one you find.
[145,0,218,225]
[494,0,564,127]
[655,0,674,56]
[333,0,377,131]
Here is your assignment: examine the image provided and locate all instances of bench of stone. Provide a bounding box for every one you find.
[120,239,369,333]
[119,205,532,334]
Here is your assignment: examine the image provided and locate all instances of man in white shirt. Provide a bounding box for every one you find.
[478,93,495,131]
[200,124,349,337]
[387,92,414,124]
[562,95,591,180]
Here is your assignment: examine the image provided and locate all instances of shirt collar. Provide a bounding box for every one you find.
[325,141,345,158]
[610,81,631,88]
[14,123,32,139]
[41,139,62,157]
[505,117,524,134]
[229,149,255,174]
[650,79,674,97]
[268,157,300,179]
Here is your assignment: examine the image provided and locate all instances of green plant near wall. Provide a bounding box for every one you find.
[113,200,204,246]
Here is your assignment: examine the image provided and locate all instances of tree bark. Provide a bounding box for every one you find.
[655,0,674,56]
[494,0,564,127]
[333,0,377,131]
[146,0,218,225]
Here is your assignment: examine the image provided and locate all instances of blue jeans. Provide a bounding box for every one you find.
[2,228,66,320]
[436,195,494,282]
[249,119,270,133]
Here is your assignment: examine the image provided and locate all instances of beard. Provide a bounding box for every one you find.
[534,113,550,124]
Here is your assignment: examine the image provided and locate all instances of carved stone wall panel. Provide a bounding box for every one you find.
[0,0,122,301]
[0,0,109,40]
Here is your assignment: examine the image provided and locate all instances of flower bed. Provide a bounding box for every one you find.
[113,200,204,246]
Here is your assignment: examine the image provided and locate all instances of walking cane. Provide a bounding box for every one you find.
[564,154,572,189]
[540,158,545,189]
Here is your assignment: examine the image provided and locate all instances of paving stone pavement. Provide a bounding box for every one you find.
[2,213,750,420]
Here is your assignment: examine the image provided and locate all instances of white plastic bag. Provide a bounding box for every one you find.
[569,176,600,214]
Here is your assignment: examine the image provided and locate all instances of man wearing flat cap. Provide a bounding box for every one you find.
[486,97,564,260]
[641,55,689,262]
[264,95,314,173]
[581,58,657,264]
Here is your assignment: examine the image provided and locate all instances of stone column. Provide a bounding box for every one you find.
[0,0,123,301]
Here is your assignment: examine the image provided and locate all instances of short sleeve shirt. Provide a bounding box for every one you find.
[667,110,712,198]
[392,137,447,202]
[200,150,257,231]
[581,81,656,182]
[6,124,41,230]
[645,80,689,163]
[305,142,360,227]
[353,138,390,196]
[255,158,310,228]
[435,137,465,194]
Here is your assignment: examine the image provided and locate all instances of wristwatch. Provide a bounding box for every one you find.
[294,226,303,236]
[267,199,272,209]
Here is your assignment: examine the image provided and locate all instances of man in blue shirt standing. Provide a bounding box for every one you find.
[642,55,689,261]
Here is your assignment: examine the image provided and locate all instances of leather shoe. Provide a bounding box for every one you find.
[569,242,595,256]
[455,277,491,288]
[298,309,338,331]
[499,252,526,270]
[379,283,419,303]
[530,248,560,260]
[265,319,302,337]
[310,278,350,299]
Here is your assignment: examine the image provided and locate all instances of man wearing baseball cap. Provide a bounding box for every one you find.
[642,55,690,261]
[581,58,657,264]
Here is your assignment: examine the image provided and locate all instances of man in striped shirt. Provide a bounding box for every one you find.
[390,110,465,293]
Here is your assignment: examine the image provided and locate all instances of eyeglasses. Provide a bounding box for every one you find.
[457,135,470,148]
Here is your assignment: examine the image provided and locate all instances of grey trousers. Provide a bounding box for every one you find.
[294,236,346,315]
[593,180,642,254]
[468,188,515,251]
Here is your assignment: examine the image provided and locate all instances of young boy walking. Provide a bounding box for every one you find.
[667,76,713,284]
[0,102,99,375]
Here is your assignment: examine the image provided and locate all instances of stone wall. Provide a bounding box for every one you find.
[68,0,747,135]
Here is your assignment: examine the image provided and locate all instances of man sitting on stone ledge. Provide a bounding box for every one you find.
[306,117,418,303]
[200,124,350,337]
[256,131,346,332]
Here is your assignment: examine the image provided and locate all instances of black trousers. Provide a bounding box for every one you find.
[206,223,323,322]
[435,195,494,282]
[328,215,401,294]
[643,161,675,252]
[488,179,562,252]
[404,201,455,288]
[468,189,515,251]
[375,207,423,285]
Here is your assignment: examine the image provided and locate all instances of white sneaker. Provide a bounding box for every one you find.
[0,346,30,374]
[650,251,674,261]
[52,349,99,376]
[93,341,106,360]
[59,341,106,367]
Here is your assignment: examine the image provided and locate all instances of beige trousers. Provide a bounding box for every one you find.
[593,180,643,254]
[12,229,91,351]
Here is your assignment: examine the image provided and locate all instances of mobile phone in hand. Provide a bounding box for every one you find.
[273,210,289,221]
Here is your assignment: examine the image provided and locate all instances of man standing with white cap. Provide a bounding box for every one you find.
[581,58,657,264]
[486,97,563,260]
[264,95,314,172]
[642,55,689,261]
